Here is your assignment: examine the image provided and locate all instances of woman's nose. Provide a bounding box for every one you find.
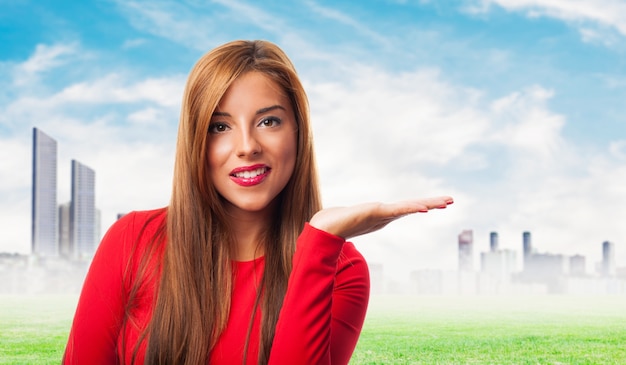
[236,129,262,157]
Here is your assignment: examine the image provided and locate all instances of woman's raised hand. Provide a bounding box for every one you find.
[309,196,454,240]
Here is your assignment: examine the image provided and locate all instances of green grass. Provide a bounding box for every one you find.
[1,295,625,364]
[352,295,626,365]
[0,295,76,365]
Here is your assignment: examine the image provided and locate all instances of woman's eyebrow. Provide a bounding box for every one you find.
[256,105,286,115]
[212,111,230,117]
[212,105,286,118]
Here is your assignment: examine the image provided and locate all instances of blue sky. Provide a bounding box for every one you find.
[2,0,625,283]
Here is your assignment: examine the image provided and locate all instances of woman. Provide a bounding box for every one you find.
[63,40,453,365]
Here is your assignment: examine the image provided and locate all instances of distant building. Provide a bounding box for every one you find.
[602,241,616,276]
[31,128,58,257]
[480,231,517,289]
[569,254,586,277]
[70,160,96,259]
[481,249,517,279]
[458,230,473,272]
[490,232,498,252]
[517,231,570,293]
[522,231,532,265]
[524,252,569,279]
[58,202,71,258]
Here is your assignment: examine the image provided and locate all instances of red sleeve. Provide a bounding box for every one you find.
[62,212,140,364]
[269,223,370,365]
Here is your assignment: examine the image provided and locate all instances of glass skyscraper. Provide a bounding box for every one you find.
[31,128,58,257]
[70,159,96,259]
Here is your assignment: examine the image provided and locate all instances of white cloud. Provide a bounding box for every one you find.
[122,38,147,49]
[303,0,391,47]
[14,43,78,86]
[1,73,185,135]
[52,74,185,107]
[489,85,565,160]
[609,140,626,159]
[467,0,626,43]
[114,0,218,51]
[114,0,309,52]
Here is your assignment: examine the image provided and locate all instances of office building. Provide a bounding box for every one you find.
[523,231,532,264]
[569,254,586,277]
[602,241,615,276]
[481,249,517,279]
[70,160,96,259]
[31,128,58,257]
[490,232,499,252]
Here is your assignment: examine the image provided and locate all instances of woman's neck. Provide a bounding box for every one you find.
[225,206,274,262]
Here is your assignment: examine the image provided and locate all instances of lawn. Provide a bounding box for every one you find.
[352,295,626,364]
[1,295,625,364]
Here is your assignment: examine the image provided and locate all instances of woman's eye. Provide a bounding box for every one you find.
[208,122,229,134]
[259,117,281,128]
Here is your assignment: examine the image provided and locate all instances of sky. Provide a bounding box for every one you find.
[1,0,625,284]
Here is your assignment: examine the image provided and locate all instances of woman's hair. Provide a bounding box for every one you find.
[143,40,322,364]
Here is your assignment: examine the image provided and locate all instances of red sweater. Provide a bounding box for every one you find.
[63,208,370,364]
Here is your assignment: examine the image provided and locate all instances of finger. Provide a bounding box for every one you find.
[384,196,454,215]
[419,196,454,209]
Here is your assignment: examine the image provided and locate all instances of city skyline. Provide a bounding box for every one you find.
[28,127,99,260]
[1,1,626,284]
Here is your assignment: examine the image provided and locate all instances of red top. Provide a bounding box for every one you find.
[63,208,370,364]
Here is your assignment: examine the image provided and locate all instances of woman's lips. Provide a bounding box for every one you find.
[230,165,270,186]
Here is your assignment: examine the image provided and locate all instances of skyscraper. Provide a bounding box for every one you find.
[70,160,96,259]
[489,231,499,252]
[523,231,532,266]
[31,128,58,257]
[602,241,615,276]
[458,230,473,271]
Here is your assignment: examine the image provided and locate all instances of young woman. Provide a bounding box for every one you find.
[62,40,453,365]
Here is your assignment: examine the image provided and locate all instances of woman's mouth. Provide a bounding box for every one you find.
[230,166,270,186]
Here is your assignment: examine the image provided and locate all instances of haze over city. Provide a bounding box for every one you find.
[2,0,626,285]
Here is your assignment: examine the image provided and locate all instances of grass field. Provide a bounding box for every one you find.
[1,295,625,364]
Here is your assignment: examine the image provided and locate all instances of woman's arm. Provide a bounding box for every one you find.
[269,223,369,365]
[269,196,453,365]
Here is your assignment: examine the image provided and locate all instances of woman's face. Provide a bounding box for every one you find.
[207,71,297,217]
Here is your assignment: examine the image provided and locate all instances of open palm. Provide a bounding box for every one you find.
[309,196,454,240]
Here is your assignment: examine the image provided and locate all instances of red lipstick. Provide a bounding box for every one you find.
[229,164,270,187]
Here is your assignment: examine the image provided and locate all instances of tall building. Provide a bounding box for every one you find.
[458,230,473,271]
[70,160,96,259]
[602,241,615,276]
[522,231,532,267]
[31,128,58,257]
[489,232,499,252]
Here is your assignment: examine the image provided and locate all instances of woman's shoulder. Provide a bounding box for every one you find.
[99,207,167,252]
[112,207,167,233]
